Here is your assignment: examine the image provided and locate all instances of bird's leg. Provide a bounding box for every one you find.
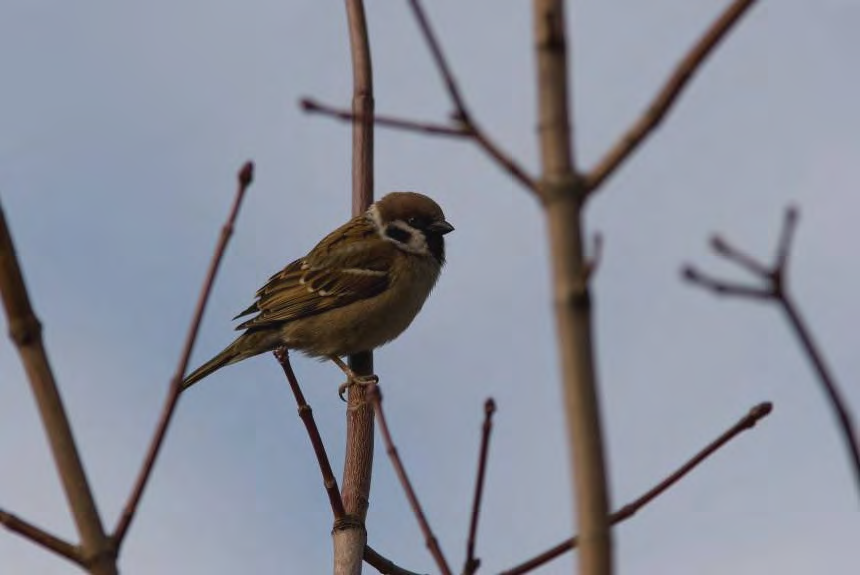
[329,356,379,400]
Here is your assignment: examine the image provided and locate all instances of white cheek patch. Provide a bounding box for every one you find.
[367,204,384,230]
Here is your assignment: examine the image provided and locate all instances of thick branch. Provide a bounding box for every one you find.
[532,1,613,575]
[113,162,253,546]
[0,201,117,574]
[337,2,376,575]
[586,0,760,193]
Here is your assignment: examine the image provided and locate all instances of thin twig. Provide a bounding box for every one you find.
[302,99,468,137]
[113,161,254,546]
[780,294,860,489]
[774,205,798,271]
[404,0,540,194]
[500,402,773,575]
[303,1,539,193]
[585,0,760,193]
[682,266,772,300]
[274,348,345,518]
[273,352,420,574]
[364,545,428,575]
[685,206,860,496]
[468,126,540,194]
[406,0,468,118]
[464,398,497,575]
[368,384,452,575]
[303,97,538,193]
[711,235,772,279]
[0,508,82,565]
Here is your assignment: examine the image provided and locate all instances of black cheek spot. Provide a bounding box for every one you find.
[426,233,445,264]
[385,224,412,244]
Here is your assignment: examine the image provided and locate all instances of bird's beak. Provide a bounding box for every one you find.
[429,220,455,235]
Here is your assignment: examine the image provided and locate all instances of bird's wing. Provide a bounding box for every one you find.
[234,220,395,331]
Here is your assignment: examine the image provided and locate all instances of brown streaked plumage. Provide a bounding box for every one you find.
[182,192,453,390]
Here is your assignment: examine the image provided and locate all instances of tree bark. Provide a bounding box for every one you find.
[334,1,375,574]
[0,204,118,575]
[532,1,613,574]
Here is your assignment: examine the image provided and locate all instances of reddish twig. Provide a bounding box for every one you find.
[274,348,346,518]
[405,0,468,116]
[405,0,539,194]
[463,398,497,575]
[0,508,82,565]
[684,206,860,497]
[302,1,538,195]
[368,384,452,575]
[585,0,761,193]
[302,99,467,137]
[501,402,773,575]
[113,161,254,546]
[300,97,537,194]
[274,350,422,574]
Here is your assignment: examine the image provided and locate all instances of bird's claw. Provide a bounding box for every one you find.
[338,373,379,401]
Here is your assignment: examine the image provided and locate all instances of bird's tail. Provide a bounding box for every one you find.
[182,332,275,390]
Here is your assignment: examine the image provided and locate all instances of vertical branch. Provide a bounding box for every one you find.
[336,1,375,575]
[0,203,117,575]
[532,1,613,575]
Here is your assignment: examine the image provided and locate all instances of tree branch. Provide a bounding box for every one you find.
[275,351,424,575]
[501,402,773,575]
[1,198,117,574]
[113,161,254,547]
[585,0,760,193]
[275,348,346,518]
[0,508,82,566]
[369,384,452,575]
[364,545,428,575]
[337,2,376,574]
[302,98,468,137]
[463,399,497,575]
[532,0,613,574]
[685,206,860,497]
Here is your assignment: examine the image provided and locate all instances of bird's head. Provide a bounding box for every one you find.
[369,192,454,264]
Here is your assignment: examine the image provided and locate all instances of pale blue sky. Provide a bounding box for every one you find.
[1,1,858,573]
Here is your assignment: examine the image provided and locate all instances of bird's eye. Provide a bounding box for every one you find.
[407,217,422,228]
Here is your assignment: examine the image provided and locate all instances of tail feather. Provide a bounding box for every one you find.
[182,332,275,390]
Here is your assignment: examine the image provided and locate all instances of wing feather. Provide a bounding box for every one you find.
[235,218,395,331]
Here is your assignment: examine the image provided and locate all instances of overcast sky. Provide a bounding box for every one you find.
[2,1,859,573]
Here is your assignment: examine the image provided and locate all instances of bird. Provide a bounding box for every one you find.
[182,191,454,395]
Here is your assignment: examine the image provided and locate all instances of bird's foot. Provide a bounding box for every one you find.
[338,373,379,401]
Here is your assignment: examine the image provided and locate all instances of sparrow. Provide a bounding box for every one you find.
[182,191,454,394]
